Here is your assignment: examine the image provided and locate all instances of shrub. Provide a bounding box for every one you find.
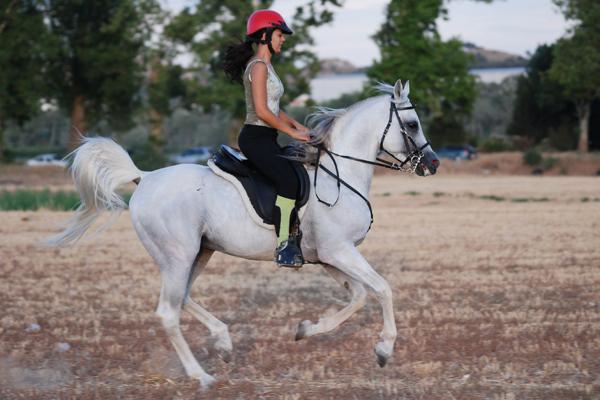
[479,195,506,202]
[541,156,559,171]
[7,147,66,160]
[479,136,513,152]
[128,139,166,171]
[1,149,16,163]
[523,149,542,166]
[0,189,80,211]
[548,120,577,150]
[0,189,132,211]
[511,135,536,151]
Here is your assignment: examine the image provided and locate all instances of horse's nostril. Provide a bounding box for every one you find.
[431,159,440,168]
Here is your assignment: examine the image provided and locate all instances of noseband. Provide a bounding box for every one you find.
[311,95,432,233]
[379,97,432,172]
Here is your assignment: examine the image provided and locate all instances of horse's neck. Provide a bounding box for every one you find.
[324,98,383,196]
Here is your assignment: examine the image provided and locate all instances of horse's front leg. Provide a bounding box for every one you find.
[295,265,367,340]
[319,244,397,367]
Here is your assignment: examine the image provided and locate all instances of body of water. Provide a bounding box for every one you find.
[310,67,525,102]
[469,66,526,83]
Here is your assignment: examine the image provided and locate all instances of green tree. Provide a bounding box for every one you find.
[553,0,600,25]
[0,0,57,160]
[548,0,600,152]
[145,52,188,157]
[507,44,577,149]
[467,78,518,140]
[164,0,342,145]
[367,0,477,146]
[43,0,160,149]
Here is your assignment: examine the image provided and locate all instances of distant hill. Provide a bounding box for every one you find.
[318,44,528,75]
[463,43,528,69]
[318,58,368,75]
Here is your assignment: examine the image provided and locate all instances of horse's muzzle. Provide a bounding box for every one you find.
[415,150,439,176]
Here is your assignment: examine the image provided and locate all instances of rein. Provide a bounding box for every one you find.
[313,146,374,231]
[311,95,432,233]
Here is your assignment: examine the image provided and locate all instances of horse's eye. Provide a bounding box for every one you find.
[407,121,418,130]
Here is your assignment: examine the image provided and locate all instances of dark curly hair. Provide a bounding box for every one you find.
[221,30,266,85]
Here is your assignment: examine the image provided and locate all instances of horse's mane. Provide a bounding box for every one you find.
[284,82,394,165]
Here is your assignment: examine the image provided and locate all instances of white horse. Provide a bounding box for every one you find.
[49,80,439,388]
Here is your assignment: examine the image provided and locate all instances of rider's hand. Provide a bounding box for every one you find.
[289,128,310,142]
[291,120,310,133]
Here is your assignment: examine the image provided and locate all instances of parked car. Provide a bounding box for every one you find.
[436,145,477,160]
[25,153,68,167]
[168,147,214,164]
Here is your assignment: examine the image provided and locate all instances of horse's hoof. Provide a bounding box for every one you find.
[217,348,232,363]
[374,343,391,368]
[203,375,217,389]
[375,349,388,367]
[295,320,312,341]
[194,372,217,391]
[214,338,233,363]
[199,375,231,394]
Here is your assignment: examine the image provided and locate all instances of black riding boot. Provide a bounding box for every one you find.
[276,217,304,268]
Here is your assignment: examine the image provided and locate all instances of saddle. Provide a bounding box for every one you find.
[209,145,310,226]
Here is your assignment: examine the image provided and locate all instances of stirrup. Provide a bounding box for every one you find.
[275,234,304,268]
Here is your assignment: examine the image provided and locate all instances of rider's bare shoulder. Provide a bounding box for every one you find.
[249,60,268,83]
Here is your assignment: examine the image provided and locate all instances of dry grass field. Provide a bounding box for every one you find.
[1,173,600,399]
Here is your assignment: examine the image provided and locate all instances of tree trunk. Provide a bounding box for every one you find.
[0,116,4,163]
[49,113,58,148]
[228,117,242,148]
[146,58,165,155]
[69,95,86,150]
[576,101,590,153]
[148,107,164,149]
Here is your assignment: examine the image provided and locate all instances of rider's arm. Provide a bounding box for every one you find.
[279,109,309,133]
[250,63,308,141]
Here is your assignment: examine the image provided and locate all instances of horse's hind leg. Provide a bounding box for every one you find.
[133,221,215,387]
[183,249,233,362]
[156,260,216,387]
[295,264,367,341]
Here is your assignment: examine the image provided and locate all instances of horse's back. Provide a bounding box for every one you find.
[129,164,212,223]
[127,162,277,260]
[128,162,249,230]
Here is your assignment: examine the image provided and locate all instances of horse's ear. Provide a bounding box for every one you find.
[394,79,409,102]
[393,79,403,99]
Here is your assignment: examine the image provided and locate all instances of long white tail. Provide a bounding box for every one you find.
[46,136,144,246]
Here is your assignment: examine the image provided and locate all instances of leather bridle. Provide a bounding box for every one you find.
[312,95,432,233]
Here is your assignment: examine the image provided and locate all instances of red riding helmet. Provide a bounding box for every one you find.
[246,9,293,36]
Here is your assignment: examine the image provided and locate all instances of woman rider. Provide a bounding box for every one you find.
[222,10,310,268]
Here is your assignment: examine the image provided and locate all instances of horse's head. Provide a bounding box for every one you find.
[379,79,439,176]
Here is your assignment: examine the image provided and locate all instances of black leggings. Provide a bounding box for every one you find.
[238,124,299,199]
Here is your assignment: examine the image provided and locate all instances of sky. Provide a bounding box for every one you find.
[164,0,571,67]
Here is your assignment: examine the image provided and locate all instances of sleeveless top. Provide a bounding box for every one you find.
[243,57,284,127]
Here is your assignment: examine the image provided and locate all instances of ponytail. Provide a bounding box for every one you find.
[222,34,261,85]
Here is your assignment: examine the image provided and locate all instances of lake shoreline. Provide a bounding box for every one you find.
[311,67,526,101]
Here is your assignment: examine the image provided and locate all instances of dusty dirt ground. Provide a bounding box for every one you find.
[1,174,600,399]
